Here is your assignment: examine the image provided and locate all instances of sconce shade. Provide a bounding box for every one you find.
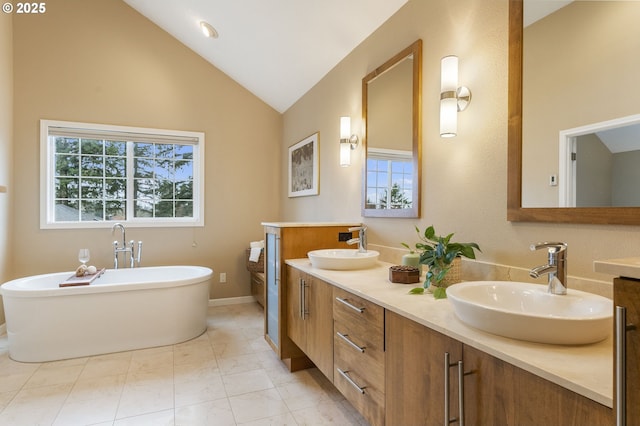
[340,117,351,139]
[440,55,471,138]
[440,56,459,93]
[440,56,458,138]
[440,98,458,138]
[340,142,351,167]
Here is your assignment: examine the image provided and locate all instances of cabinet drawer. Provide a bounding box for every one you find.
[334,362,385,426]
[333,288,384,345]
[334,323,384,390]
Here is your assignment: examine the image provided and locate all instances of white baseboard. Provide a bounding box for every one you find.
[208,296,257,307]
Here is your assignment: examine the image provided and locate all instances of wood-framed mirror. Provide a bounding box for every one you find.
[362,39,422,218]
[508,0,640,225]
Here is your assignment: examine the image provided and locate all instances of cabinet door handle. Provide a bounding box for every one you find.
[616,306,637,426]
[444,353,466,426]
[457,360,465,426]
[335,297,365,313]
[299,278,304,319]
[444,352,452,426]
[336,332,365,353]
[299,279,308,320]
[274,236,280,287]
[337,368,366,394]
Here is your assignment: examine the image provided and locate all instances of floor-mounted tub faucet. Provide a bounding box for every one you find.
[111,223,142,268]
[347,226,368,253]
[529,242,567,295]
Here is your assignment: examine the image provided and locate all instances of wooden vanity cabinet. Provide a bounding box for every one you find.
[333,287,385,426]
[614,277,640,425]
[285,266,334,379]
[385,311,613,426]
[263,223,357,370]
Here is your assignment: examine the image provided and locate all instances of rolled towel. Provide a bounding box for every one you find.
[250,240,265,249]
[249,247,262,262]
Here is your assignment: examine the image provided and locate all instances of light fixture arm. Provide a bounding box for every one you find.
[440,87,472,112]
[341,134,359,150]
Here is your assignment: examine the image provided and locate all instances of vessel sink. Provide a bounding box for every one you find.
[308,249,379,270]
[447,281,613,345]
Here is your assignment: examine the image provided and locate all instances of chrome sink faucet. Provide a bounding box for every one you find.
[111,223,142,268]
[529,242,567,295]
[347,226,367,253]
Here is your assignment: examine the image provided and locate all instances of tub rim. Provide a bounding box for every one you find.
[0,265,213,298]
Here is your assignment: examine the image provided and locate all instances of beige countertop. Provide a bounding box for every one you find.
[594,257,640,280]
[261,221,361,228]
[286,258,613,408]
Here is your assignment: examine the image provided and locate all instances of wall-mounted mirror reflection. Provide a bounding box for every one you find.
[362,39,422,218]
[522,0,640,208]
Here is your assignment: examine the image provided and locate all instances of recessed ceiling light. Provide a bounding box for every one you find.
[200,21,218,39]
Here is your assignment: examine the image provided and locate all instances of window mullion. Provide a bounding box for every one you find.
[386,160,393,208]
[126,141,135,221]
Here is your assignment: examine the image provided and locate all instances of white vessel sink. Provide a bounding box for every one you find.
[308,249,379,270]
[447,281,613,345]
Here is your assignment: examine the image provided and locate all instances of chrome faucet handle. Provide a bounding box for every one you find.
[530,242,567,263]
[348,225,367,232]
[530,242,567,253]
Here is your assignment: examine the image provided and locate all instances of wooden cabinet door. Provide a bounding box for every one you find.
[306,277,334,380]
[285,266,306,350]
[615,277,640,425]
[285,266,334,379]
[462,344,516,424]
[463,344,613,425]
[385,310,462,426]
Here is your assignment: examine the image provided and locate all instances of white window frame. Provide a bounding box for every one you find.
[366,148,414,209]
[40,119,205,229]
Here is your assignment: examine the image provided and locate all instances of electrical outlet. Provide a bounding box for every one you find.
[339,232,353,242]
[549,175,558,186]
[219,272,227,283]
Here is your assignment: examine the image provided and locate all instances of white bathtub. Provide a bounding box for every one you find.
[0,266,212,362]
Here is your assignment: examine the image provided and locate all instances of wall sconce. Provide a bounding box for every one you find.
[340,116,359,167]
[440,55,471,138]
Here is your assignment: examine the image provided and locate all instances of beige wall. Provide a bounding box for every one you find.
[282,0,640,282]
[11,0,282,299]
[0,12,13,323]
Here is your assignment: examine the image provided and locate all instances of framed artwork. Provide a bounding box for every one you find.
[288,132,319,197]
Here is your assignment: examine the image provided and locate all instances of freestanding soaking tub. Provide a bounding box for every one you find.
[0,265,212,362]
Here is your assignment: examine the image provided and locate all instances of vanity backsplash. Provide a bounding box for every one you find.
[368,243,613,300]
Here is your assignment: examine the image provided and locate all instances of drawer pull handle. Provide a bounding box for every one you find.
[337,368,366,394]
[616,306,636,426]
[336,297,365,313]
[337,332,365,353]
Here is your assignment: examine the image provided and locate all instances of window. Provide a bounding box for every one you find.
[365,148,413,210]
[40,120,205,229]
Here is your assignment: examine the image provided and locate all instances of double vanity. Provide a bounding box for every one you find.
[260,223,631,425]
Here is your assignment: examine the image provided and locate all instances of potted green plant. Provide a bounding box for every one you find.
[403,225,480,299]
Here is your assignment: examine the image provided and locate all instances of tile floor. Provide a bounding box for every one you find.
[0,302,368,425]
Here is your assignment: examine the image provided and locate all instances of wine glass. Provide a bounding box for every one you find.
[78,248,90,265]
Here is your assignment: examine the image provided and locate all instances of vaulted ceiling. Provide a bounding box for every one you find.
[123,0,408,113]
